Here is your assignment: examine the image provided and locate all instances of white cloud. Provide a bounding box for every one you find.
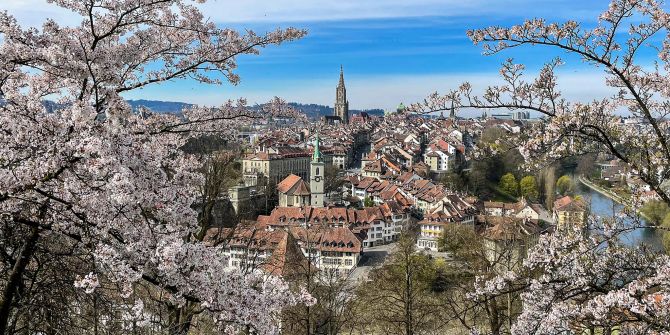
[2,0,602,26]
[125,70,614,116]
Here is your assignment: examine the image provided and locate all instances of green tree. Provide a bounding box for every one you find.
[556,175,574,195]
[352,233,443,335]
[439,224,519,334]
[467,159,494,197]
[324,165,344,195]
[499,173,519,197]
[441,171,467,192]
[519,176,539,201]
[641,200,670,227]
[662,212,670,254]
[363,197,375,207]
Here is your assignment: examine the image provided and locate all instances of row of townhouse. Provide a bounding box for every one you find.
[256,202,412,247]
[241,119,376,187]
[416,195,478,251]
[483,198,552,223]
[204,222,363,279]
[347,170,479,252]
[289,226,362,277]
[204,224,307,278]
[349,169,478,217]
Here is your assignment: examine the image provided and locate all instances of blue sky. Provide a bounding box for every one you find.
[1,0,650,111]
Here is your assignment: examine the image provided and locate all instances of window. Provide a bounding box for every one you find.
[316,167,320,175]
[345,259,353,266]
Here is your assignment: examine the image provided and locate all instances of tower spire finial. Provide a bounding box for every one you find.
[312,132,322,162]
[338,65,344,87]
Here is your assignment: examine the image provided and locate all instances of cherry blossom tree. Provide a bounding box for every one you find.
[411,0,670,333]
[0,0,312,334]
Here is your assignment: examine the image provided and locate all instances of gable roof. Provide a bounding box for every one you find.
[277,174,311,196]
[553,196,586,212]
[277,174,303,193]
[478,216,542,241]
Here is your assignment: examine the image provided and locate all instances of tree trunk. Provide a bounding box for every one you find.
[168,304,194,335]
[487,298,501,335]
[405,253,413,335]
[0,226,39,334]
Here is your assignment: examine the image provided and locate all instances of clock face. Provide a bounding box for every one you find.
[314,176,322,182]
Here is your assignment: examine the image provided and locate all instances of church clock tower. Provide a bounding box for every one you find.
[334,65,349,124]
[310,134,325,208]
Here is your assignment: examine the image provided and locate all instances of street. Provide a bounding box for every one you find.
[347,242,396,282]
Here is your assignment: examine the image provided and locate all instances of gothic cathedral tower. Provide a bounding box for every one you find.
[334,65,349,124]
[310,135,325,208]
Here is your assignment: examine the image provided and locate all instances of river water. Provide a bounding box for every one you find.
[576,182,664,251]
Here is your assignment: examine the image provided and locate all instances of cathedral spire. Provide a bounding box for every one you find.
[334,65,349,124]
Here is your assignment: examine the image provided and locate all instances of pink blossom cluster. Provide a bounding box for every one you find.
[0,0,309,333]
[413,0,670,332]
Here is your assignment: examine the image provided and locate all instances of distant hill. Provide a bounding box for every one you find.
[126,99,383,118]
[287,102,384,119]
[20,98,384,118]
[127,99,194,114]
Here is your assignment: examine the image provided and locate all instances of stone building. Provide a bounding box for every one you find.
[275,135,325,208]
[241,147,310,187]
[290,226,363,278]
[277,174,311,207]
[480,216,543,271]
[553,196,588,230]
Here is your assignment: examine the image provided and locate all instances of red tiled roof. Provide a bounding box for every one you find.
[553,196,585,212]
[277,174,311,196]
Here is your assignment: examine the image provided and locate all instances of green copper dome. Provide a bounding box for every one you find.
[397,102,406,112]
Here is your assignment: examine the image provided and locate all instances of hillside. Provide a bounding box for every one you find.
[126,99,383,118]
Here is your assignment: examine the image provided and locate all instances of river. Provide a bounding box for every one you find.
[576,182,664,251]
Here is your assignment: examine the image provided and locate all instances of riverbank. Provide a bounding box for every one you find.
[577,175,653,222]
[577,175,627,204]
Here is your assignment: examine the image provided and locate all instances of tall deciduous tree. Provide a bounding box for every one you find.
[555,175,574,195]
[0,1,311,334]
[519,175,539,201]
[439,223,524,335]
[353,233,445,335]
[499,173,519,197]
[411,0,670,333]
